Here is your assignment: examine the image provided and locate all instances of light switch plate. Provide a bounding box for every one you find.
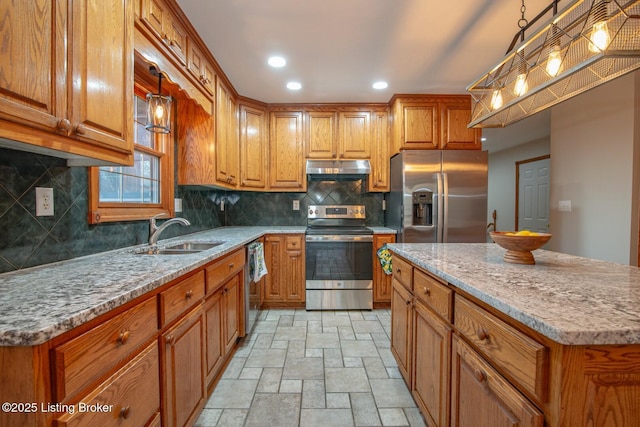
[293,200,300,211]
[174,198,183,212]
[558,200,572,212]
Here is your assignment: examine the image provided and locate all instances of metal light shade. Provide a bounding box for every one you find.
[467,0,640,128]
[145,69,172,134]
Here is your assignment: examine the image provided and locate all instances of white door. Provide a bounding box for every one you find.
[518,157,550,233]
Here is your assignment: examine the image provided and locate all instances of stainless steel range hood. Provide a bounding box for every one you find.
[306,159,371,176]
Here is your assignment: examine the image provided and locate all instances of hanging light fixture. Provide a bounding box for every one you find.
[145,66,172,134]
[467,0,640,128]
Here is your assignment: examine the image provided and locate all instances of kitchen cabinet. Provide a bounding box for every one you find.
[140,0,189,65]
[391,278,413,382]
[451,335,543,427]
[216,78,239,187]
[263,234,305,307]
[338,111,371,159]
[390,95,481,154]
[306,110,338,158]
[161,304,206,427]
[373,234,395,305]
[239,102,269,189]
[369,111,390,192]
[187,41,216,96]
[0,0,134,166]
[269,111,306,191]
[177,99,216,185]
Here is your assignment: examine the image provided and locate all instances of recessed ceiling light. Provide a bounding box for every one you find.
[286,82,302,90]
[372,81,388,90]
[268,56,286,67]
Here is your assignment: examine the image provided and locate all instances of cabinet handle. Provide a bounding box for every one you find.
[476,327,490,341]
[423,287,430,296]
[396,268,402,274]
[186,290,193,299]
[229,263,234,269]
[119,405,131,419]
[166,335,176,346]
[57,118,71,132]
[75,124,87,135]
[117,330,130,345]
[474,369,486,383]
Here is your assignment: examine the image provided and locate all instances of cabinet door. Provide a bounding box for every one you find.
[451,335,544,427]
[0,1,67,133]
[240,104,268,189]
[223,274,241,353]
[263,235,285,302]
[373,234,395,303]
[285,236,305,302]
[413,300,452,427]
[403,104,438,149]
[216,79,238,186]
[369,111,390,192]
[269,111,306,191]
[440,98,481,150]
[188,42,215,95]
[162,305,205,427]
[338,111,371,158]
[69,0,133,152]
[391,279,413,384]
[306,111,337,159]
[204,291,224,385]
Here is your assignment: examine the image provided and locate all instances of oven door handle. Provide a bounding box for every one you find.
[305,235,373,243]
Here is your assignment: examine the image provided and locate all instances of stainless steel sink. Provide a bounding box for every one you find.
[134,241,225,255]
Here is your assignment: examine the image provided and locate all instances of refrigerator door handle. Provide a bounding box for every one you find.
[442,172,449,243]
[436,172,444,242]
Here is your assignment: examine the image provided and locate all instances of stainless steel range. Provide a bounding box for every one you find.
[305,205,373,310]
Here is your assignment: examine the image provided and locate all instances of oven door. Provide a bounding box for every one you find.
[305,234,373,310]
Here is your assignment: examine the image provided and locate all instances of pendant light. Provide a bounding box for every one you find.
[145,66,172,134]
[467,0,640,128]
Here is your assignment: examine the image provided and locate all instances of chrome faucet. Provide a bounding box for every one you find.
[148,214,191,246]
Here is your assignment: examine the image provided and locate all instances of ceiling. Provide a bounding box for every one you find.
[175,0,555,150]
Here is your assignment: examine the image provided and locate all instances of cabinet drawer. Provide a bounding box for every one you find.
[56,344,160,427]
[392,256,413,290]
[205,249,245,294]
[414,268,452,322]
[52,297,157,402]
[286,235,303,251]
[454,295,548,402]
[160,270,205,327]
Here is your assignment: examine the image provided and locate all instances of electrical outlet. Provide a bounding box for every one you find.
[558,200,572,212]
[293,200,300,211]
[36,187,54,216]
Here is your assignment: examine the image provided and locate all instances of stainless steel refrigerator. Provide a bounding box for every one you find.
[386,150,488,243]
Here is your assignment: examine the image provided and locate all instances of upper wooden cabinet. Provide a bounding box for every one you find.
[239,102,268,190]
[369,111,390,192]
[269,110,306,191]
[338,111,371,159]
[140,0,188,65]
[306,111,337,159]
[216,78,239,187]
[0,0,134,166]
[187,42,215,96]
[391,95,481,154]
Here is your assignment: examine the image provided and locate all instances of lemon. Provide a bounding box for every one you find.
[515,230,531,236]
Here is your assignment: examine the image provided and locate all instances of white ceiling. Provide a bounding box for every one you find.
[175,0,554,150]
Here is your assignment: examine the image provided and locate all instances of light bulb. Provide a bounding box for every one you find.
[154,104,165,120]
[514,73,528,97]
[589,20,610,52]
[546,45,562,77]
[490,89,503,110]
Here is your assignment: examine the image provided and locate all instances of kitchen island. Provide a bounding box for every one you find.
[387,243,640,427]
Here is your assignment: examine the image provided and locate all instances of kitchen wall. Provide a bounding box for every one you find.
[487,137,551,238]
[549,72,640,265]
[0,147,383,273]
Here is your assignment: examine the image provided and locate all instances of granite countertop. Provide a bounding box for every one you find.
[388,243,640,346]
[0,226,306,346]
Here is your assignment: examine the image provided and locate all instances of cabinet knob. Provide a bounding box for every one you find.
[423,287,430,296]
[476,327,490,341]
[75,124,87,135]
[406,299,411,306]
[57,118,71,132]
[117,330,130,345]
[474,369,486,383]
[229,263,234,269]
[186,290,193,299]
[119,405,131,419]
[166,335,176,346]
[396,268,402,274]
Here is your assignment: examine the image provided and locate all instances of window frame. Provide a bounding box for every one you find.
[88,82,174,224]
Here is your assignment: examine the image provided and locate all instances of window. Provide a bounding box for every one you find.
[88,83,174,224]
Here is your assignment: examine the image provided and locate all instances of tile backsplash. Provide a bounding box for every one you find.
[0,147,383,273]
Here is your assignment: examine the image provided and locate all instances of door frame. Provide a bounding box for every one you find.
[515,155,550,231]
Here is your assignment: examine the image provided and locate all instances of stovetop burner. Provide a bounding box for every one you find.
[306,204,370,235]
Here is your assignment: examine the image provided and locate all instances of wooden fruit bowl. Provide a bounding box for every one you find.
[490,231,552,265]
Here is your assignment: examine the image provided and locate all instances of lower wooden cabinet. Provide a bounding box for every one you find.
[161,304,206,427]
[373,234,395,305]
[451,335,544,427]
[263,234,305,307]
[390,278,413,383]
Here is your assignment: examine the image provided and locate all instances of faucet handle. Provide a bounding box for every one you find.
[149,213,167,231]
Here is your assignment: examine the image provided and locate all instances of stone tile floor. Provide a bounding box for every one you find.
[195,309,426,427]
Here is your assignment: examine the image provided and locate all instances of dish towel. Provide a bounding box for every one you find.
[249,242,268,282]
[377,244,393,275]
